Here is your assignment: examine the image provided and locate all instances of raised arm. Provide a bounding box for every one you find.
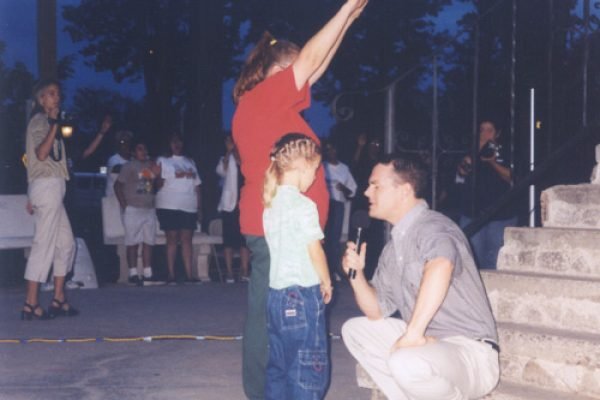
[35,111,60,162]
[82,115,112,159]
[293,0,368,89]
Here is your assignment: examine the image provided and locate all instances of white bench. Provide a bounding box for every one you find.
[0,195,35,250]
[101,196,223,283]
[0,194,98,289]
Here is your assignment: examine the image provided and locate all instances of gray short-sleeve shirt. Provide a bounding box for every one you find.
[370,201,498,341]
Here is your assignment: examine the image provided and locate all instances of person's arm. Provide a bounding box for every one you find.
[293,0,368,89]
[352,134,367,166]
[81,115,112,159]
[114,181,126,210]
[486,159,512,184]
[342,241,382,319]
[307,239,333,304]
[216,156,227,178]
[391,257,453,350]
[35,110,60,161]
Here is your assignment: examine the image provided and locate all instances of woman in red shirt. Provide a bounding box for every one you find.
[232,1,368,398]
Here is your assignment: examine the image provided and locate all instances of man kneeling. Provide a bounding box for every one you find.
[342,153,499,400]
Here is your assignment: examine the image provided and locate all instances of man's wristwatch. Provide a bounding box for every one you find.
[48,117,59,126]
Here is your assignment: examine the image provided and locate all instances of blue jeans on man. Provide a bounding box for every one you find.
[459,215,517,269]
[266,285,329,400]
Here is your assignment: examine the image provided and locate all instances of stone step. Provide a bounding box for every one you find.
[484,381,599,400]
[497,322,600,398]
[357,362,599,400]
[541,184,600,230]
[497,227,600,278]
[482,270,600,335]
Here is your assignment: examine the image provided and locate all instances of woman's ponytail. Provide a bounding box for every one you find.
[233,32,300,104]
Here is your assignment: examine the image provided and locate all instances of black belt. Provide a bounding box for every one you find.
[478,339,500,353]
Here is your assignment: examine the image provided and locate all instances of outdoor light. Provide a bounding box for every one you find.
[61,125,73,138]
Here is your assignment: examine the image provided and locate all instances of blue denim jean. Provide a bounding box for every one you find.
[266,285,329,400]
[460,215,517,269]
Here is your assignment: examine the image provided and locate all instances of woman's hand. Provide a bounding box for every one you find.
[348,0,368,20]
[25,201,34,215]
[99,115,112,135]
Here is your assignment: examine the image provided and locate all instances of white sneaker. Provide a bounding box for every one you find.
[65,280,82,289]
[41,282,54,292]
[225,278,235,284]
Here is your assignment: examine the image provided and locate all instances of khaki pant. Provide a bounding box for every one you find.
[25,178,75,282]
[342,317,499,400]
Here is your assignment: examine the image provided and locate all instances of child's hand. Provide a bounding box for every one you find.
[321,283,333,304]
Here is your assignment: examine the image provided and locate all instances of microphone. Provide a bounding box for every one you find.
[348,210,370,279]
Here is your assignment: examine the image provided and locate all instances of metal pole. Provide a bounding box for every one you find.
[509,0,517,172]
[384,83,396,154]
[546,0,554,154]
[582,0,590,127]
[529,88,536,227]
[431,56,439,210]
[470,13,480,218]
[383,82,396,240]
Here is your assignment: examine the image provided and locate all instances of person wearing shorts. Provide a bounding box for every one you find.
[155,134,202,284]
[114,140,158,285]
[216,135,249,283]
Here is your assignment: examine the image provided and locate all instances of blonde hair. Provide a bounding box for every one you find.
[233,31,300,104]
[263,133,321,207]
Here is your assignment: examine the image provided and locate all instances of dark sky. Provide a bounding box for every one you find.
[0,0,480,136]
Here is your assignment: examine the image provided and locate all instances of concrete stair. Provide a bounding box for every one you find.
[497,227,600,279]
[482,270,600,335]
[541,184,600,230]
[484,184,600,399]
[484,382,599,400]
[496,323,600,398]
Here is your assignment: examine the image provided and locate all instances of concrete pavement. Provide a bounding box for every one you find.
[0,282,372,400]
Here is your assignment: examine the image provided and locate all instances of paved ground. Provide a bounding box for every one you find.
[0,281,373,400]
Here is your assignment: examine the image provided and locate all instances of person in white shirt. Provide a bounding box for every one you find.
[155,134,202,284]
[216,135,250,283]
[322,141,357,280]
[105,130,133,197]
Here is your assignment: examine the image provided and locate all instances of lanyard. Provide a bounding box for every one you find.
[49,138,63,162]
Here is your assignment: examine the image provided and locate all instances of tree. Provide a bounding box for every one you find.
[0,41,35,193]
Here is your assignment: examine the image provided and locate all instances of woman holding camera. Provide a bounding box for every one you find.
[22,78,79,320]
[456,119,517,269]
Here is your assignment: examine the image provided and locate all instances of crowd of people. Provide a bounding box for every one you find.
[20,0,511,398]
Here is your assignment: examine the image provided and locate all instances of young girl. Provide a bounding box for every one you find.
[231,1,367,397]
[262,133,333,400]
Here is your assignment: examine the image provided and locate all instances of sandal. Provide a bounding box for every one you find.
[48,298,80,318]
[21,302,52,321]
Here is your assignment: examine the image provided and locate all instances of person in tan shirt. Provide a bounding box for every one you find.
[22,79,79,320]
